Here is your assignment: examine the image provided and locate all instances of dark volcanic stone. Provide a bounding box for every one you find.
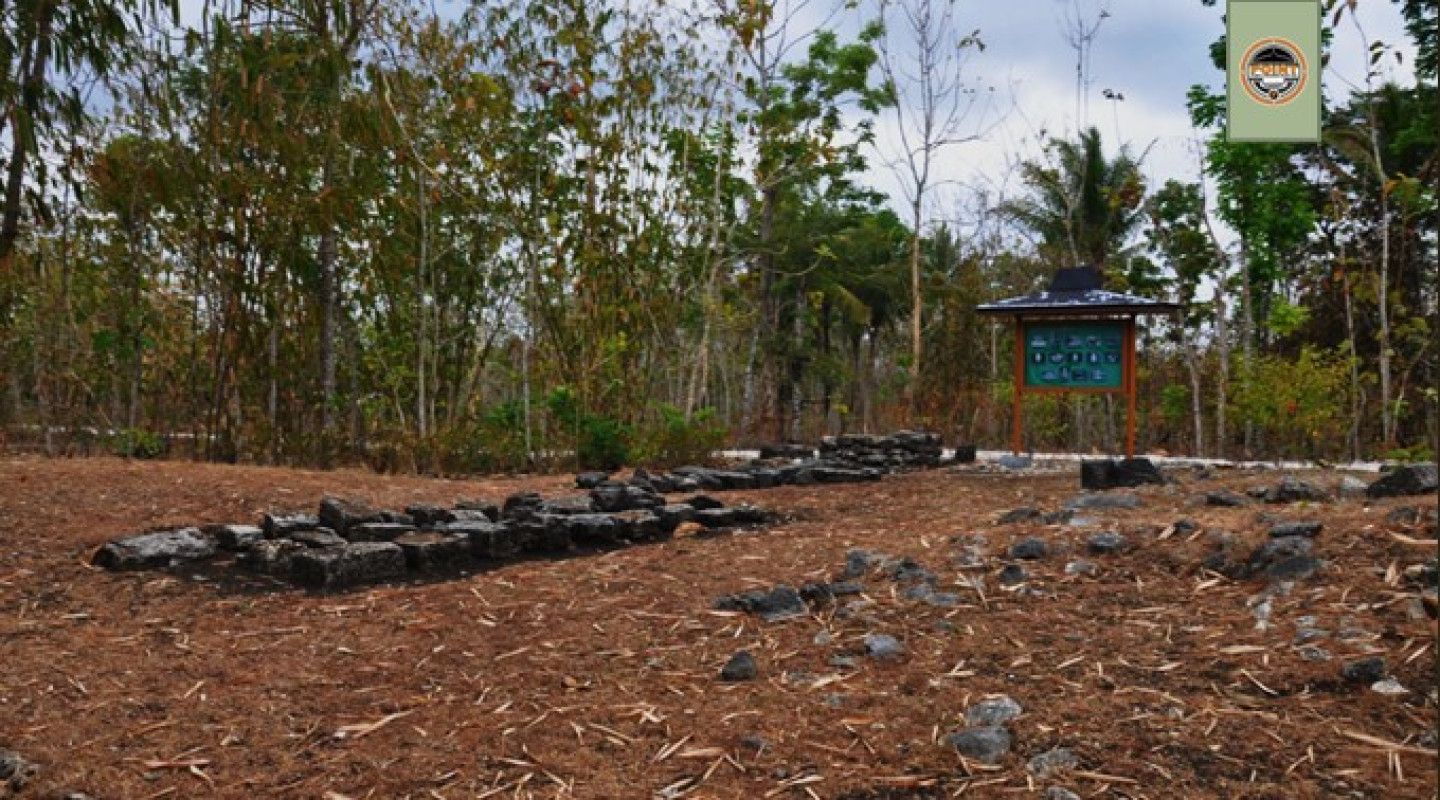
[291,542,406,590]
[449,521,521,559]
[612,510,665,541]
[1206,491,1249,508]
[395,531,471,571]
[942,726,1012,764]
[997,507,1044,525]
[262,513,319,538]
[864,633,905,659]
[1267,521,1323,538]
[590,482,663,513]
[684,494,726,511]
[501,492,545,519]
[1027,747,1078,778]
[1008,537,1050,560]
[1066,492,1142,510]
[800,581,864,604]
[565,513,621,544]
[575,471,612,489]
[694,508,739,528]
[205,524,263,551]
[720,650,759,681]
[1087,531,1128,554]
[888,557,937,585]
[514,514,569,553]
[1342,656,1387,684]
[842,549,882,579]
[965,696,1023,726]
[759,443,816,460]
[654,504,696,532]
[541,496,596,516]
[1246,536,1319,580]
[318,496,384,536]
[1367,464,1438,499]
[93,528,217,570]
[952,444,978,464]
[347,522,417,543]
[713,585,807,621]
[237,539,305,575]
[1265,476,1329,504]
[290,529,347,549]
[454,499,501,520]
[404,504,453,527]
[1080,458,1165,490]
[997,564,1027,586]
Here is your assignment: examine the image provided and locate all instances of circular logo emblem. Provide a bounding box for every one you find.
[1241,37,1307,106]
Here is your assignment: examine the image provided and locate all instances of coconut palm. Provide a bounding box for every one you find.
[1004,126,1147,274]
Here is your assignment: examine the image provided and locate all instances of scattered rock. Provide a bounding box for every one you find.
[1267,521,1323,538]
[1205,491,1249,508]
[998,564,1028,586]
[1371,679,1409,695]
[1336,475,1368,499]
[965,695,1023,726]
[1341,656,1386,684]
[720,650,759,681]
[1064,560,1098,577]
[1008,537,1050,560]
[952,444,978,463]
[1264,476,1329,504]
[1086,531,1128,555]
[1245,536,1317,580]
[1027,747,1078,778]
[998,454,1033,470]
[1366,464,1437,499]
[997,507,1044,525]
[942,726,1012,764]
[93,527,216,570]
[863,633,905,660]
[1044,788,1082,800]
[841,549,884,579]
[713,585,808,622]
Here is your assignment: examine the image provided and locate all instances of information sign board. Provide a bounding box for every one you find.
[1022,321,1126,391]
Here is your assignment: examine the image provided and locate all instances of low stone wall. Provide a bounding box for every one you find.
[93,483,774,591]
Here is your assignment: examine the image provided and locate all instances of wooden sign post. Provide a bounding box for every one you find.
[978,267,1180,459]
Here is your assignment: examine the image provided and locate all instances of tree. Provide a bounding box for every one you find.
[873,0,988,408]
[1003,126,1146,274]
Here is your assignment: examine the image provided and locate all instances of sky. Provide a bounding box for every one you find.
[857,0,1420,234]
[168,0,1420,238]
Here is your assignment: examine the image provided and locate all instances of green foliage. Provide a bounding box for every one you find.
[1231,346,1353,459]
[110,428,166,460]
[546,387,631,472]
[635,405,728,468]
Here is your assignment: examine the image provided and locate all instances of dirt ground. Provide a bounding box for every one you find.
[0,455,1435,799]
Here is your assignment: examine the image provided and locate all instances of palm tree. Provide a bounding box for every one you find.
[1004,126,1147,274]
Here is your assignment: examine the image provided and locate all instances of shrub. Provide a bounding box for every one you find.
[110,427,166,459]
[637,405,728,468]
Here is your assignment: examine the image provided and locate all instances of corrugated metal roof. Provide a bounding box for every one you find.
[977,266,1182,316]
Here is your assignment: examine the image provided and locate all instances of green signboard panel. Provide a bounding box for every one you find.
[1023,321,1125,390]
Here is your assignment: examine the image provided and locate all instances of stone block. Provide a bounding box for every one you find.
[93,528,216,570]
[291,542,406,590]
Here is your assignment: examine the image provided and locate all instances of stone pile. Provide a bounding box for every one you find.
[93,485,774,591]
[578,431,961,495]
[818,431,948,469]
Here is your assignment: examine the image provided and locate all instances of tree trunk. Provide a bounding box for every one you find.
[0,2,55,262]
[318,139,339,440]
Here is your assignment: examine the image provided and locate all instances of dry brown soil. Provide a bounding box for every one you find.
[0,456,1435,799]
